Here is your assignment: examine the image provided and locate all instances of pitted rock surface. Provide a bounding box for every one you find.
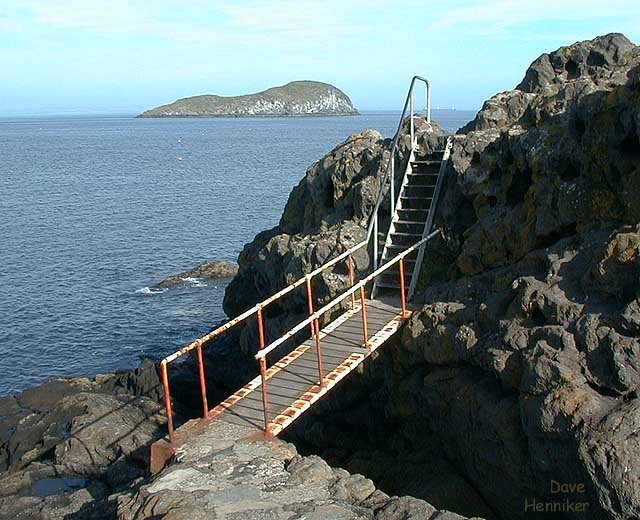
[116,421,480,520]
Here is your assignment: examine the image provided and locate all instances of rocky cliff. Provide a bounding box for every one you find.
[139,80,358,117]
[223,33,640,519]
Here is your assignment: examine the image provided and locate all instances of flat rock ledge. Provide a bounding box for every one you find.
[158,260,239,288]
[117,420,483,520]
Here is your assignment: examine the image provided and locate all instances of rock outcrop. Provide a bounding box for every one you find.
[0,360,167,519]
[158,260,238,288]
[223,33,640,519]
[0,361,482,520]
[139,81,358,117]
[116,420,481,520]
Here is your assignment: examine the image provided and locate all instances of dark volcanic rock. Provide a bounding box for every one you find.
[158,260,238,288]
[221,33,640,520]
[0,361,166,519]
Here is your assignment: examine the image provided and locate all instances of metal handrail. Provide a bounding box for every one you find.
[365,76,431,268]
[256,230,438,361]
[159,238,367,442]
[249,231,439,434]
[158,75,434,443]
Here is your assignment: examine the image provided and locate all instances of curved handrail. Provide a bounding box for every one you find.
[365,75,431,245]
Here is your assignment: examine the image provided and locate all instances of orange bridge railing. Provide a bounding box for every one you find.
[159,232,438,444]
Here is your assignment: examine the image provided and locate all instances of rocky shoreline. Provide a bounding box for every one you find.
[1,33,639,519]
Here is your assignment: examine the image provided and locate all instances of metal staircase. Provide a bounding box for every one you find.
[372,139,451,300]
[367,76,451,301]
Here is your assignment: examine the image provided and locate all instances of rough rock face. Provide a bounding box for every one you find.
[223,123,445,369]
[223,33,640,520]
[224,129,386,316]
[139,80,358,117]
[116,420,481,520]
[0,360,166,519]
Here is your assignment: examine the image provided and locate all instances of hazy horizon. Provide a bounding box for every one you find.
[1,1,639,117]
[0,107,477,119]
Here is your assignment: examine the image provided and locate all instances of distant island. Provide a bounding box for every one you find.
[138,80,358,118]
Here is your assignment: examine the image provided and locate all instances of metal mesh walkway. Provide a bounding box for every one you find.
[210,299,402,435]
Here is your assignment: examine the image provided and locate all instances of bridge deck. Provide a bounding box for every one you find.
[207,298,404,436]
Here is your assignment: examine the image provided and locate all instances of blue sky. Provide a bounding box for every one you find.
[1,1,639,115]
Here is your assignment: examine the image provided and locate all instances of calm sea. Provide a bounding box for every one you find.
[0,110,475,395]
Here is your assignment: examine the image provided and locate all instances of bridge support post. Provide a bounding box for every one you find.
[256,306,271,435]
[347,254,356,310]
[305,276,324,386]
[399,258,408,318]
[195,343,209,418]
[160,360,175,444]
[359,286,369,348]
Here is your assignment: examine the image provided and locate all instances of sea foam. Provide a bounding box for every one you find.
[135,286,167,295]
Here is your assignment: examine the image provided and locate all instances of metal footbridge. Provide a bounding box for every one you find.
[152,76,451,471]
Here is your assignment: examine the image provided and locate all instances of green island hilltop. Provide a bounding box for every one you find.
[138,80,358,117]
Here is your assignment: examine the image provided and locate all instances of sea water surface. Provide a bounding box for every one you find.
[0,110,475,395]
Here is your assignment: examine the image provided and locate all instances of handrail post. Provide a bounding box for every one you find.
[373,214,378,270]
[399,258,408,318]
[426,83,431,123]
[347,254,356,310]
[410,91,415,145]
[305,276,324,386]
[390,157,395,216]
[359,286,369,348]
[160,360,175,444]
[195,342,209,418]
[256,305,270,434]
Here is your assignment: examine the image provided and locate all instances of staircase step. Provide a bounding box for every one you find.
[391,232,423,237]
[403,186,436,198]
[415,150,445,160]
[397,208,429,217]
[405,183,436,189]
[394,222,424,235]
[412,160,441,166]
[395,219,424,225]
[390,235,423,247]
[412,163,441,174]
[399,198,433,210]
[386,243,419,251]
[375,280,402,290]
[382,268,414,280]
